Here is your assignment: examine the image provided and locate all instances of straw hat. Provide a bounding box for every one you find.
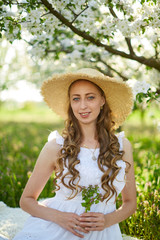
[41,68,133,129]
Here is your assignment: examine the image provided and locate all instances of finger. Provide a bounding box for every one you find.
[80,212,99,217]
[70,228,84,238]
[74,214,82,220]
[74,219,82,226]
[80,221,99,228]
[80,216,98,222]
[85,226,103,231]
[75,224,90,234]
[73,218,90,232]
[78,226,89,234]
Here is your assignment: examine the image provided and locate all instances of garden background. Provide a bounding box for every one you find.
[0,1,160,240]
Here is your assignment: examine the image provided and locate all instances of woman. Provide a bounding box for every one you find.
[13,68,137,240]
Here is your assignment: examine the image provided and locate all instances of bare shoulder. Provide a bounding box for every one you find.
[123,137,132,151]
[36,139,61,170]
[43,138,61,154]
[122,137,133,165]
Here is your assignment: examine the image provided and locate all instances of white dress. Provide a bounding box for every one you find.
[13,131,127,240]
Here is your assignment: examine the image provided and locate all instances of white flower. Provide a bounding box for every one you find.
[116,19,132,37]
[68,49,82,59]
[61,39,74,47]
[2,0,160,67]
[127,79,150,98]
[88,0,98,7]
[19,0,27,2]
[13,27,19,35]
[150,34,159,44]
[138,80,151,94]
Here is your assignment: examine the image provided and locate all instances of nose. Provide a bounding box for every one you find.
[80,99,87,109]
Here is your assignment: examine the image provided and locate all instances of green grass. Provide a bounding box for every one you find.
[0,103,159,240]
[0,121,63,206]
[0,102,63,123]
[0,102,64,206]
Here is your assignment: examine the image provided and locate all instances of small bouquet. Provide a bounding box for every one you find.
[81,185,103,212]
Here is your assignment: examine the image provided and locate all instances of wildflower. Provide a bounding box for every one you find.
[145,181,151,188]
[143,200,149,206]
[27,171,32,178]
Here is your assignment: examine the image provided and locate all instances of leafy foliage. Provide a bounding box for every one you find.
[1,0,160,80]
[81,185,102,212]
[117,139,160,240]
[136,88,160,104]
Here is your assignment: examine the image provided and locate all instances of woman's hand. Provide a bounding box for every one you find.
[79,212,107,231]
[56,211,90,238]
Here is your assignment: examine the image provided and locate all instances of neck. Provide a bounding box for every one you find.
[80,123,98,147]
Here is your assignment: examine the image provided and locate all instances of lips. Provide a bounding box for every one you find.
[79,112,91,118]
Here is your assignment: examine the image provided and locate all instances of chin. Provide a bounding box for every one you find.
[78,118,97,125]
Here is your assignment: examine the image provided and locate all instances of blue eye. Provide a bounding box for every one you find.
[88,96,95,100]
[73,97,80,101]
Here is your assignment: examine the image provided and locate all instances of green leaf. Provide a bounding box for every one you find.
[9,24,13,34]
[141,26,145,34]
[141,0,145,4]
[81,202,86,207]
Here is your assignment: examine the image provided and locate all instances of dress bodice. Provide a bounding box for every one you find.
[48,130,126,204]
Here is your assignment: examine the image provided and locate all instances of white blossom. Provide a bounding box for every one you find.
[61,39,75,47]
[2,0,160,45]
[68,49,82,59]
[127,79,151,98]
[1,0,160,89]
[19,0,27,3]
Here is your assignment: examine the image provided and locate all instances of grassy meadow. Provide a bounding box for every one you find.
[0,102,159,240]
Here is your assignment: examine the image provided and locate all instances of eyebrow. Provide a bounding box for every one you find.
[71,93,96,96]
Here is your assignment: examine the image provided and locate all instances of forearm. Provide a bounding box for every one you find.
[20,197,61,223]
[20,196,86,238]
[105,200,137,228]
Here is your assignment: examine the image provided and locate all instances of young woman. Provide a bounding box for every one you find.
[13,68,137,240]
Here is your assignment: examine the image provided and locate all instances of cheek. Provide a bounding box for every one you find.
[71,102,78,113]
[92,102,102,115]
[94,101,102,111]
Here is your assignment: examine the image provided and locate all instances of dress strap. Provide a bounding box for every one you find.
[116,131,125,151]
[48,130,64,145]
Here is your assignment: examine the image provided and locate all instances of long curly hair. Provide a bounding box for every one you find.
[54,80,129,202]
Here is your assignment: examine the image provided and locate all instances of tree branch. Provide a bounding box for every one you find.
[97,56,128,81]
[109,7,135,55]
[46,48,72,54]
[94,66,112,77]
[108,7,117,18]
[71,5,89,24]
[125,38,135,55]
[41,12,51,18]
[40,0,160,71]
[82,54,128,81]
[154,43,159,59]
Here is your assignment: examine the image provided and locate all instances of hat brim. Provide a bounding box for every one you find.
[41,72,133,129]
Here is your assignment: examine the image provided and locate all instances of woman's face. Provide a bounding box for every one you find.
[69,80,105,126]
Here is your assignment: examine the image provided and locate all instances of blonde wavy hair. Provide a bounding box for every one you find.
[54,80,129,202]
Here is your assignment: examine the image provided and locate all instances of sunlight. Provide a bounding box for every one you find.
[1,80,42,102]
